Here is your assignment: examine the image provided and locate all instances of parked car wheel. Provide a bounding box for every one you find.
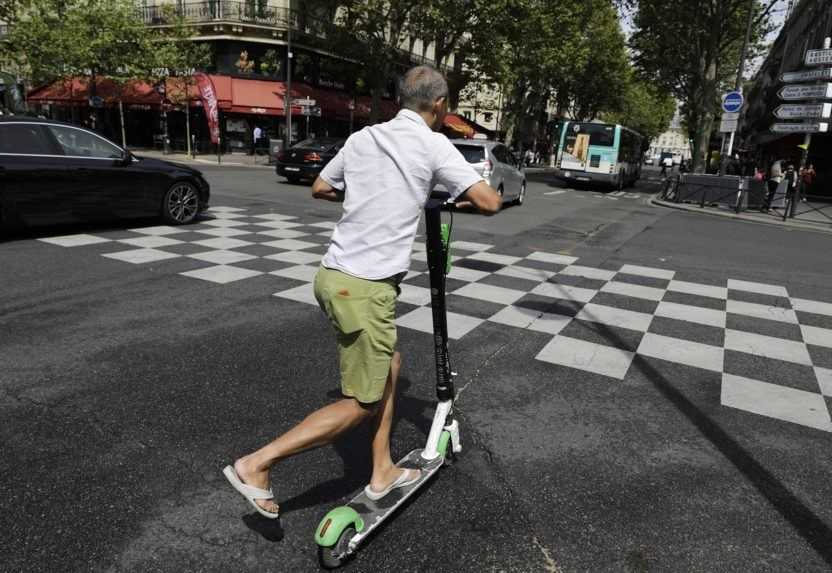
[162,181,200,225]
[514,181,526,206]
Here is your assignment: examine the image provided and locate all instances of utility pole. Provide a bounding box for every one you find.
[284,8,293,151]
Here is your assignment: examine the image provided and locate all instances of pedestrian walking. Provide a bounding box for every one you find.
[222,65,501,519]
[800,163,816,202]
[252,125,262,155]
[762,158,782,213]
[660,155,672,177]
[524,148,534,167]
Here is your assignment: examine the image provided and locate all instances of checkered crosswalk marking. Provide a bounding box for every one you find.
[37,205,832,432]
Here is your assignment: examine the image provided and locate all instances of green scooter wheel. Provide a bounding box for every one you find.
[437,430,455,465]
[318,526,356,569]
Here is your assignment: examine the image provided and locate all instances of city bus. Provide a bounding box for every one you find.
[555,121,644,189]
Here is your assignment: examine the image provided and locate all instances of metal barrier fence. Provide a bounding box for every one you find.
[658,173,831,227]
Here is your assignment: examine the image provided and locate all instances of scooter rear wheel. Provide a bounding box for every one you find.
[318,526,356,569]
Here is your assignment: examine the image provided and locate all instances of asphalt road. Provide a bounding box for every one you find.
[2,163,831,572]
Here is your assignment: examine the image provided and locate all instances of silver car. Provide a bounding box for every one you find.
[443,140,527,206]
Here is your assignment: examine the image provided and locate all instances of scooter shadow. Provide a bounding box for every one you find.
[273,376,434,517]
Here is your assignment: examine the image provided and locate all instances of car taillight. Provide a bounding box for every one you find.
[482,160,493,178]
[304,152,322,162]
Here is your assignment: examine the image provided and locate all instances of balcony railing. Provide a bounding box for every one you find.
[141,1,330,40]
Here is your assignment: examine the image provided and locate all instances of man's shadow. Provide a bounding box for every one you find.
[242,376,435,539]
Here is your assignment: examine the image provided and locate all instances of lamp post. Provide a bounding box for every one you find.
[284,8,293,151]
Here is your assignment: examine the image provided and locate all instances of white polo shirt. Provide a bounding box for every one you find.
[319,109,483,281]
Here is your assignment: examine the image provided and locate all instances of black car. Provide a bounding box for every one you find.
[0,117,210,230]
[276,137,345,183]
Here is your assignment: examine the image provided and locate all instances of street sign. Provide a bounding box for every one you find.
[722,91,744,113]
[719,119,738,132]
[774,102,832,119]
[294,98,316,107]
[778,82,832,100]
[722,112,740,121]
[781,68,832,83]
[805,49,832,66]
[300,106,322,117]
[770,122,829,134]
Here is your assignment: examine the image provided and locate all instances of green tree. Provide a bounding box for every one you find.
[630,0,772,172]
[327,1,419,124]
[603,73,676,145]
[4,0,152,140]
[151,5,212,156]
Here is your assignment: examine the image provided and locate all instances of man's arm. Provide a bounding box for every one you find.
[455,181,501,215]
[312,176,344,202]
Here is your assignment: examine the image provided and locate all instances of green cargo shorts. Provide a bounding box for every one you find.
[313,266,398,404]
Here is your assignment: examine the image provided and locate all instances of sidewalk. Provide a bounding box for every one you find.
[133,148,274,169]
[651,194,832,235]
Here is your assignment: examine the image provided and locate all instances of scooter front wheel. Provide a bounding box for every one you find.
[318,526,356,569]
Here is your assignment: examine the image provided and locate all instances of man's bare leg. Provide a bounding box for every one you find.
[367,351,418,492]
[235,397,376,513]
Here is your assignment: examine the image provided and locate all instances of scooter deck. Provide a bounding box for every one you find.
[346,448,444,547]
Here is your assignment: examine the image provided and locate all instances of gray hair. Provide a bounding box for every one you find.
[398,65,448,112]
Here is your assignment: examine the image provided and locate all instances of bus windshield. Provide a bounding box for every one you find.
[566,123,615,147]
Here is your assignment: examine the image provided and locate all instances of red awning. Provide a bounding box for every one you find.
[28,77,162,107]
[28,75,400,120]
[443,113,476,138]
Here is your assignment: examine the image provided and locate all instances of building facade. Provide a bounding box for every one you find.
[742,0,831,194]
[646,112,691,161]
[24,0,475,152]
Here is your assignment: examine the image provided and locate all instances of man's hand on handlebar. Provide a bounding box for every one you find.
[312,176,344,202]
[456,181,501,215]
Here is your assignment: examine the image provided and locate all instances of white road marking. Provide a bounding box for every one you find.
[601,280,666,301]
[637,332,724,372]
[791,297,832,317]
[536,335,634,379]
[801,324,832,349]
[619,264,675,280]
[726,300,798,324]
[724,329,812,365]
[727,279,788,298]
[721,373,832,432]
[559,265,617,281]
[544,190,567,196]
[667,280,728,300]
[576,303,654,332]
[654,301,727,328]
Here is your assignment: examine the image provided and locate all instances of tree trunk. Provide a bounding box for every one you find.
[185,97,192,157]
[118,100,127,148]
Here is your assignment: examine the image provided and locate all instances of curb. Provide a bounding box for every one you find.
[135,151,274,170]
[650,196,832,236]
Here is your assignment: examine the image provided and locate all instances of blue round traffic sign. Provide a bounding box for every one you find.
[722,91,744,113]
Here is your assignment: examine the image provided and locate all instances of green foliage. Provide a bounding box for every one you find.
[630,0,772,171]
[3,0,152,85]
[603,75,676,144]
[151,5,212,83]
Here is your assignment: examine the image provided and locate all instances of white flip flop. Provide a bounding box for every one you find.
[222,465,279,519]
[364,468,421,501]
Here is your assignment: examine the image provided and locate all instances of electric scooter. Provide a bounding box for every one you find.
[314,192,462,569]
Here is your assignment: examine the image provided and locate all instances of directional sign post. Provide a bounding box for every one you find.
[805,49,832,66]
[774,103,832,120]
[294,98,316,107]
[781,68,832,83]
[778,83,832,100]
[770,122,829,134]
